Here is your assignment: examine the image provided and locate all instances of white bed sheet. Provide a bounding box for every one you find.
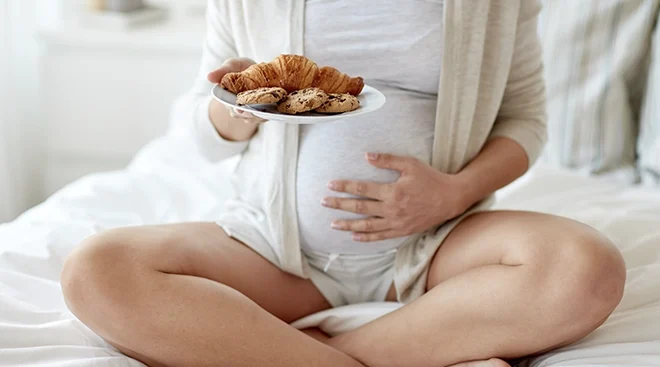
[0,132,659,366]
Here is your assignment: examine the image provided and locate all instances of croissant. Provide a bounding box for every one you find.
[220,54,364,96]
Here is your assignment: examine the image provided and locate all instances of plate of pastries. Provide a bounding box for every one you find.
[212,54,386,124]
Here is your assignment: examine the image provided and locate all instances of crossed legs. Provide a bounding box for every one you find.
[61,211,626,367]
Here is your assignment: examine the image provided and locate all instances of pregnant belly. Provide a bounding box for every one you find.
[295,95,435,254]
[296,150,405,255]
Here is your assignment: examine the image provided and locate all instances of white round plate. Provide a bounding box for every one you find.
[212,84,386,124]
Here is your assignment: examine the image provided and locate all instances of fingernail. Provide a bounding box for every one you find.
[321,198,330,207]
[367,153,379,161]
[331,222,341,229]
[353,234,364,241]
[328,182,338,190]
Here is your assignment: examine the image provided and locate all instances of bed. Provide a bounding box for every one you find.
[1,129,659,366]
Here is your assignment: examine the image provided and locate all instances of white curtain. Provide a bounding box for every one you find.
[0,0,25,222]
[0,0,57,222]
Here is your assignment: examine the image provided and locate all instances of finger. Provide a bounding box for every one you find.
[243,117,267,124]
[228,108,244,119]
[366,153,417,172]
[207,57,256,83]
[228,107,257,120]
[352,230,406,242]
[330,218,390,233]
[207,64,232,83]
[322,197,384,216]
[232,108,255,118]
[328,180,389,200]
[232,109,266,124]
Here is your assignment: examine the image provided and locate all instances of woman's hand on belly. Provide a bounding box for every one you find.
[321,152,470,242]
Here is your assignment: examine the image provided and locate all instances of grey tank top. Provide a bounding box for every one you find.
[297,0,444,254]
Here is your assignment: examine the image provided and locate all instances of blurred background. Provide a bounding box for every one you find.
[1,0,659,223]
[0,0,207,221]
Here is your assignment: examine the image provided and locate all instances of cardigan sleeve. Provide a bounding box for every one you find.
[488,0,548,168]
[173,0,249,162]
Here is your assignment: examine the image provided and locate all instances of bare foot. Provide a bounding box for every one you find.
[313,331,510,367]
[449,358,511,367]
[301,327,331,343]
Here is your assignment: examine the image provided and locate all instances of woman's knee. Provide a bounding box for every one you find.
[535,225,626,331]
[61,229,143,318]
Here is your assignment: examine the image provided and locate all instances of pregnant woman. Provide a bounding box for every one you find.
[60,1,626,366]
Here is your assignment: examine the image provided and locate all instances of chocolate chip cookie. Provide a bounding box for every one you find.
[314,93,360,114]
[277,88,328,114]
[236,87,288,106]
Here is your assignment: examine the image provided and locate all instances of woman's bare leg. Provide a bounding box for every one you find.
[327,211,626,367]
[61,222,364,367]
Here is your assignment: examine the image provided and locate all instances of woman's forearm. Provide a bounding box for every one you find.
[209,99,259,142]
[455,137,529,210]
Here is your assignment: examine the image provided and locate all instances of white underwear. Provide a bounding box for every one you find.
[304,249,397,307]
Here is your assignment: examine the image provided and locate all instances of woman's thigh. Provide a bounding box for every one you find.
[63,222,331,323]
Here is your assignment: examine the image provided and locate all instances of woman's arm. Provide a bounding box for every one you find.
[454,137,528,210]
[208,98,259,142]
[456,0,547,208]
[171,0,256,162]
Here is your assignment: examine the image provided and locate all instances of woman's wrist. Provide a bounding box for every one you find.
[209,99,259,142]
[450,171,480,214]
[449,138,530,216]
[438,172,476,221]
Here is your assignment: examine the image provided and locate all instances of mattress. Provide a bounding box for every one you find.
[1,133,658,366]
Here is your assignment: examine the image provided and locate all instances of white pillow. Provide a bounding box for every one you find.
[537,0,659,179]
[638,14,660,185]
